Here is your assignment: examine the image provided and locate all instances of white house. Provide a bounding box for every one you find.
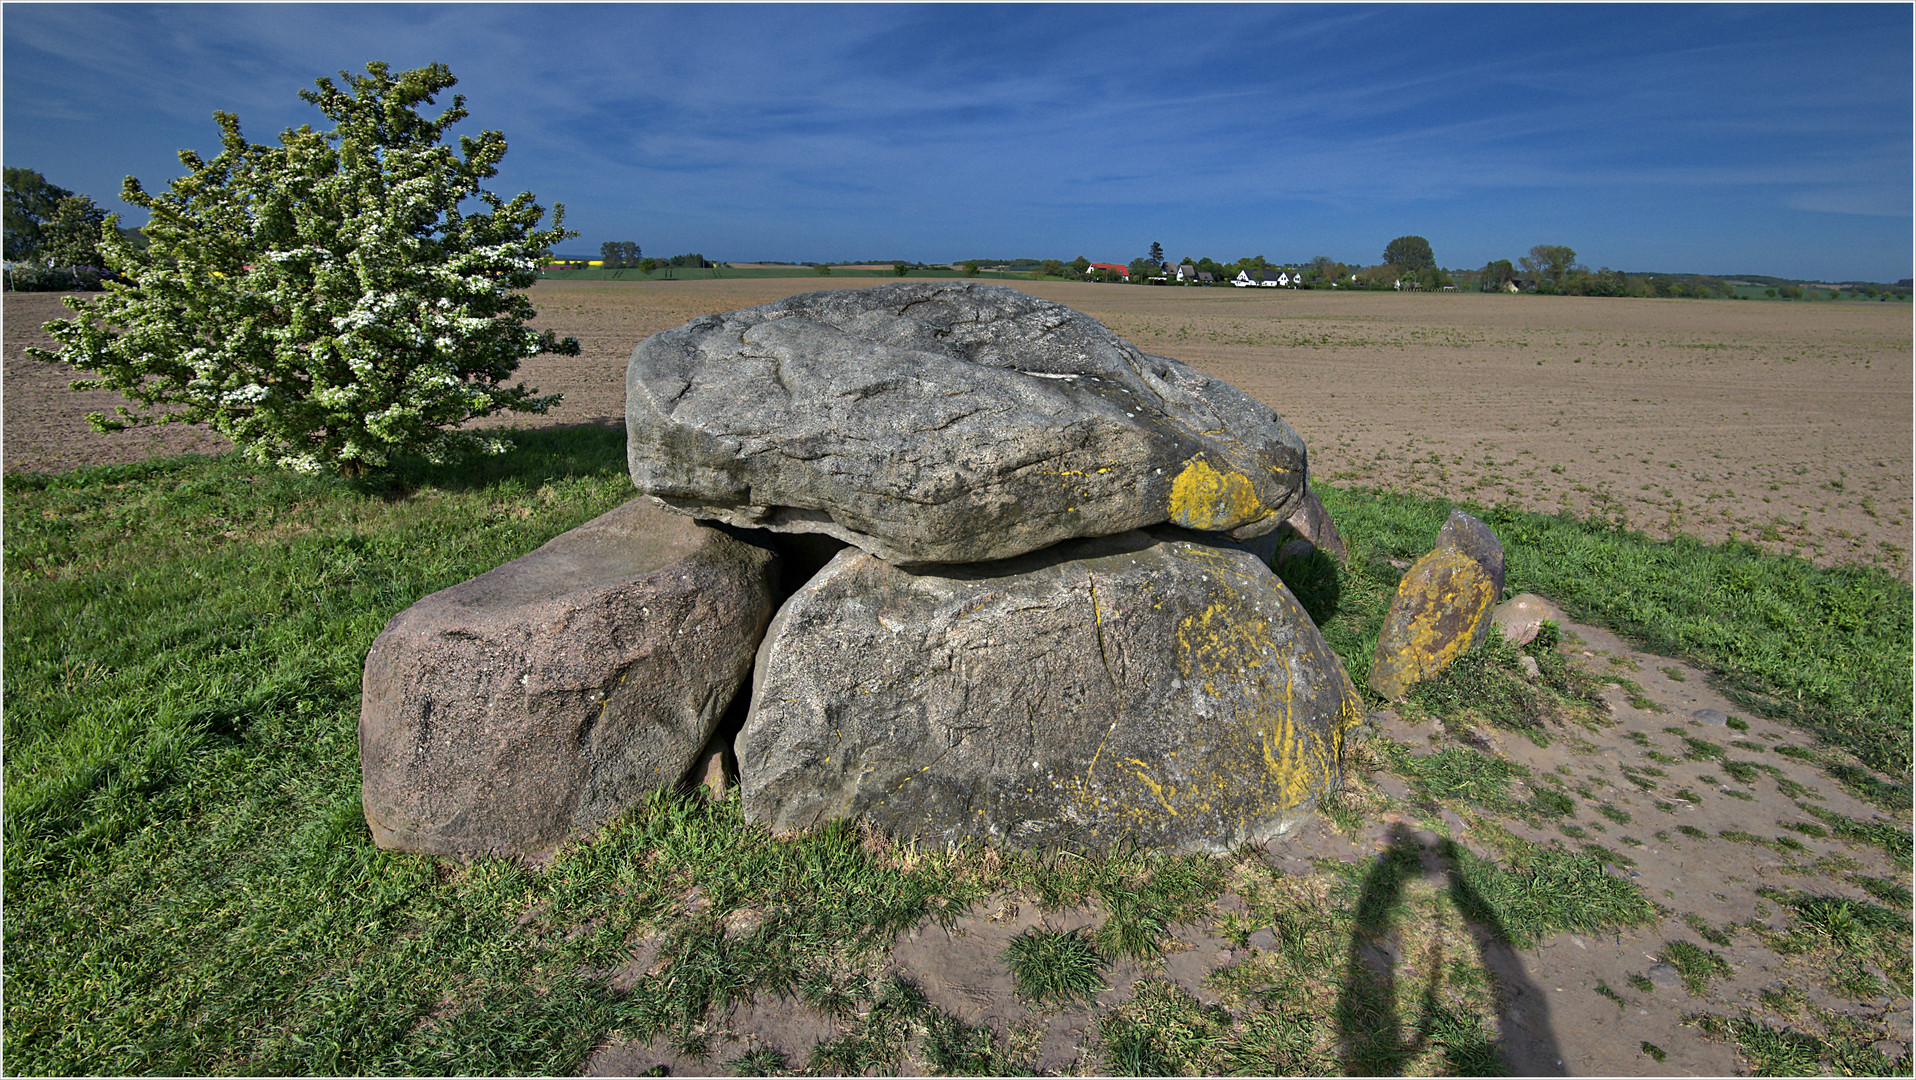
[1176,263,1199,282]
[1233,270,1255,287]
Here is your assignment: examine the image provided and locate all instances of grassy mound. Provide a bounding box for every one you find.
[4,429,1908,1074]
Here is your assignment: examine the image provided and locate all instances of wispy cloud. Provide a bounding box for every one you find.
[4,3,1907,280]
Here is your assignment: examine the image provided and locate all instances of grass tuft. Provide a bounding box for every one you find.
[1002,927,1107,1006]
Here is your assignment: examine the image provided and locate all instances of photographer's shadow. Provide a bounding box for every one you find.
[1334,822,1566,1076]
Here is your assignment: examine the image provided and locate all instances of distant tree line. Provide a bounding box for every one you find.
[1007,236,1907,302]
[1460,244,1909,301]
[3,168,142,290]
[1026,236,1456,291]
[559,245,712,275]
[599,240,641,268]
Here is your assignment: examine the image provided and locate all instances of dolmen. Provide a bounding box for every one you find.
[361,281,1362,860]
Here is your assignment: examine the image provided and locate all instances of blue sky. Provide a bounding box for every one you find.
[5,3,1910,281]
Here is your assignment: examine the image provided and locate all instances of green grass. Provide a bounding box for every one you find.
[1380,743,1526,812]
[1001,927,1106,1006]
[1694,1011,1906,1076]
[1313,486,1912,780]
[5,433,1909,1075]
[1659,940,1733,994]
[1752,888,1913,1001]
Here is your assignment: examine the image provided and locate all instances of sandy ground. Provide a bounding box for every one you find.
[583,620,1911,1076]
[9,281,1906,576]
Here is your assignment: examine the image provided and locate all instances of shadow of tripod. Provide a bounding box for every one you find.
[1334,822,1566,1076]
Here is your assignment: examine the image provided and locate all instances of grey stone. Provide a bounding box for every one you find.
[359,499,776,860]
[738,527,1360,852]
[1491,592,1563,647]
[1692,708,1729,726]
[691,743,732,800]
[1435,508,1505,597]
[1517,654,1542,680]
[1283,485,1346,561]
[625,281,1308,565]
[1646,963,1683,988]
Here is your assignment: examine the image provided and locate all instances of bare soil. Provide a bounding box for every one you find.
[10,281,1906,575]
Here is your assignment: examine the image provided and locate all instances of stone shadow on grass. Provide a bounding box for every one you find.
[1335,822,1565,1076]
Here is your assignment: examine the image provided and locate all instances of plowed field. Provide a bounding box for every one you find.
[8,280,1908,576]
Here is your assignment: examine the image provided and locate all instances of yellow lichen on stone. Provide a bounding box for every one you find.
[1367,547,1497,699]
[1170,578,1331,815]
[1168,455,1262,530]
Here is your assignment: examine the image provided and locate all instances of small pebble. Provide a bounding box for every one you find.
[1647,964,1683,988]
[1693,708,1729,726]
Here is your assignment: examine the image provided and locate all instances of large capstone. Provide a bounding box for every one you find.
[360,499,776,860]
[625,281,1307,565]
[737,527,1360,852]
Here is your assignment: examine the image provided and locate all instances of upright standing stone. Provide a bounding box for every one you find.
[360,499,776,860]
[625,281,1308,565]
[1284,485,1347,561]
[1435,509,1504,598]
[738,527,1361,852]
[1367,547,1499,701]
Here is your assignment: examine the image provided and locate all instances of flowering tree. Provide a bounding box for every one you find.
[32,62,579,475]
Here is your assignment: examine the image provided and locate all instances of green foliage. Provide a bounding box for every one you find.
[1479,258,1516,291]
[892,261,910,277]
[7,264,114,292]
[1382,235,1435,273]
[1098,979,1236,1075]
[29,62,578,476]
[5,167,99,263]
[1403,623,1602,742]
[1444,841,1659,947]
[1383,744,1525,813]
[37,192,111,269]
[1520,244,1580,290]
[598,240,640,268]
